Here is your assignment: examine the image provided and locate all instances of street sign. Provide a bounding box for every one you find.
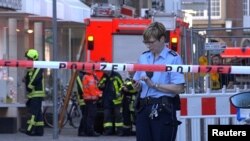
[204,42,226,54]
[204,42,226,50]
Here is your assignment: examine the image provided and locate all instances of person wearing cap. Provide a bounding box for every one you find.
[133,22,185,141]
[22,49,45,136]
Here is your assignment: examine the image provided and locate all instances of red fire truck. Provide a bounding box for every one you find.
[83,14,189,64]
[84,17,151,63]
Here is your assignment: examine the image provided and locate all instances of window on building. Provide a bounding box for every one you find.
[182,0,221,19]
[211,0,220,17]
[194,10,204,16]
[243,0,250,16]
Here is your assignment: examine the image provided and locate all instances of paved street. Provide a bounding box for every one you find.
[1,127,136,141]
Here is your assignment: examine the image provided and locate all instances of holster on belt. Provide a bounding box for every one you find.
[174,94,181,110]
[134,93,142,113]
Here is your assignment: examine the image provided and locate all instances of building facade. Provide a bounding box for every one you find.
[0,0,90,105]
[182,0,250,47]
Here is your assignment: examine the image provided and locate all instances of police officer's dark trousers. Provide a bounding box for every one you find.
[26,97,44,136]
[136,97,179,141]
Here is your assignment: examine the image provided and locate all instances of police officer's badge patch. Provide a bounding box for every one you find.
[168,50,177,56]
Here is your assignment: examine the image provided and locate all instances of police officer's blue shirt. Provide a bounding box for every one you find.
[133,47,185,98]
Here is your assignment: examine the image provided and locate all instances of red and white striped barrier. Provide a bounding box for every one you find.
[179,93,236,118]
[177,93,239,141]
[1,60,250,74]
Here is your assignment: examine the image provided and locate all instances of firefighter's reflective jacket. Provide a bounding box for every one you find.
[76,71,85,106]
[25,68,45,98]
[82,73,102,100]
[121,78,138,113]
[98,71,123,107]
[121,78,137,95]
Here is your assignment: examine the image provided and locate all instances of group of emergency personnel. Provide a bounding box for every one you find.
[21,22,184,141]
[21,48,138,137]
[77,69,138,136]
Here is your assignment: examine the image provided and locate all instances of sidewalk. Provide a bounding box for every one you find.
[1,127,136,141]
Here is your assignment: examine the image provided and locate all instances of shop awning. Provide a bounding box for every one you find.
[220,47,250,58]
[20,0,90,23]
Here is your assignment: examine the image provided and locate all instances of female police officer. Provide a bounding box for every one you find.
[133,22,185,141]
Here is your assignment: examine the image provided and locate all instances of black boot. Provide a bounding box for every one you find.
[34,126,44,136]
[86,131,101,137]
[121,127,132,136]
[103,128,113,136]
[78,132,86,136]
[116,128,124,136]
[26,130,43,136]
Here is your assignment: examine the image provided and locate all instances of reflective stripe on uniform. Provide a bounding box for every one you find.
[27,90,45,98]
[27,115,35,131]
[77,76,83,90]
[113,80,119,95]
[104,122,113,128]
[115,122,124,127]
[35,121,44,126]
[76,76,85,106]
[27,68,45,98]
[28,69,40,89]
[98,77,106,86]
[113,97,122,105]
[78,98,85,106]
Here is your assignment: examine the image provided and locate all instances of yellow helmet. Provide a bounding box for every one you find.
[25,49,39,60]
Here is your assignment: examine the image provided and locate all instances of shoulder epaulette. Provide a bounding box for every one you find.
[142,50,150,54]
[168,50,177,56]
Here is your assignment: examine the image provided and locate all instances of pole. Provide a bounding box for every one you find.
[52,0,58,139]
[208,0,211,31]
[206,0,211,89]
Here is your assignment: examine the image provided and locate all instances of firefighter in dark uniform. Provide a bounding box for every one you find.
[120,72,138,136]
[23,49,45,136]
[76,71,86,136]
[98,70,124,136]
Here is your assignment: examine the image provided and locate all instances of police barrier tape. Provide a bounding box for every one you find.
[1,59,247,141]
[1,60,250,74]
